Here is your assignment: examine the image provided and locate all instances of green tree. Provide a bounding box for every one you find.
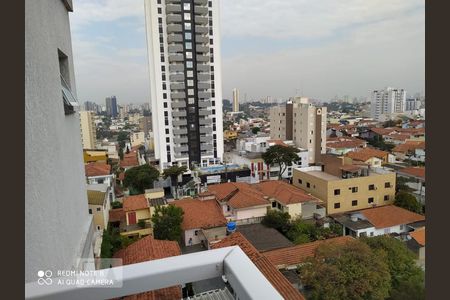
[162,165,188,199]
[299,240,391,300]
[152,205,184,241]
[118,147,124,160]
[251,127,260,135]
[111,201,123,209]
[394,191,422,214]
[261,210,291,234]
[262,145,300,180]
[123,164,160,194]
[361,235,425,298]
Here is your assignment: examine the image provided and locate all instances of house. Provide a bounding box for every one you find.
[397,167,426,204]
[326,137,367,155]
[85,162,113,186]
[254,181,325,219]
[108,208,125,229]
[236,223,294,252]
[120,146,140,170]
[392,141,425,162]
[211,232,305,300]
[206,182,271,224]
[130,131,145,148]
[293,155,396,215]
[264,236,354,270]
[113,236,182,299]
[121,194,153,238]
[83,149,108,163]
[407,227,425,268]
[87,190,110,232]
[173,198,227,248]
[345,147,392,166]
[331,205,425,238]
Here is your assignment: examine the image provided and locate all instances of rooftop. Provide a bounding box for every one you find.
[172,198,227,230]
[254,181,320,205]
[410,228,425,246]
[397,167,425,180]
[360,205,425,229]
[86,190,106,206]
[346,147,389,162]
[109,208,125,223]
[237,223,294,252]
[123,194,149,212]
[207,182,270,209]
[84,162,111,177]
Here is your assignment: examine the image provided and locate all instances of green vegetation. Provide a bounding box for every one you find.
[394,191,422,214]
[123,164,160,194]
[152,205,184,241]
[138,219,146,229]
[261,210,291,234]
[111,201,122,209]
[262,145,300,180]
[251,127,261,134]
[300,239,391,300]
[368,135,396,151]
[162,165,188,199]
[100,225,139,258]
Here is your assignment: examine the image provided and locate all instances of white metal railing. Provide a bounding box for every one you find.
[25,246,283,300]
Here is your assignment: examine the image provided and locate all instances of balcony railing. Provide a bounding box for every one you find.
[25,246,283,300]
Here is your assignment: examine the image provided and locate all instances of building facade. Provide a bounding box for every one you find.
[370,87,406,120]
[105,96,118,118]
[232,88,239,112]
[25,0,95,283]
[79,111,96,149]
[144,0,224,170]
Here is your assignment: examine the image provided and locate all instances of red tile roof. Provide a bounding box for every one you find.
[392,141,425,153]
[113,236,182,300]
[207,182,270,209]
[172,198,227,230]
[386,133,411,142]
[254,181,318,205]
[123,194,149,212]
[360,205,425,229]
[85,162,111,177]
[109,208,125,223]
[398,167,425,179]
[371,127,397,136]
[267,139,289,147]
[346,147,389,162]
[410,228,425,246]
[326,137,367,149]
[263,236,354,268]
[211,232,305,300]
[120,148,140,168]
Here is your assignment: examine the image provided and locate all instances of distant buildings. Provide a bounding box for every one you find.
[370,87,406,120]
[405,98,422,111]
[105,96,118,118]
[270,97,327,164]
[144,0,224,170]
[232,88,240,112]
[79,111,97,149]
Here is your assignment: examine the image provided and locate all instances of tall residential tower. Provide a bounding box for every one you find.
[232,88,239,112]
[144,0,224,170]
[370,87,406,120]
[105,96,118,118]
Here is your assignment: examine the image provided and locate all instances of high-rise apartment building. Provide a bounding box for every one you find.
[232,88,239,112]
[144,0,224,170]
[370,87,406,120]
[25,0,95,283]
[105,96,118,118]
[405,98,422,111]
[270,97,327,164]
[79,111,97,149]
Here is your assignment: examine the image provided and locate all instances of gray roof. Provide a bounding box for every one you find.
[237,223,293,252]
[332,214,374,231]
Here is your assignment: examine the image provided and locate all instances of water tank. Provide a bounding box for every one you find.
[226,222,237,235]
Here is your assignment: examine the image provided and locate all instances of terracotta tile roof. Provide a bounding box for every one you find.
[346,148,389,162]
[113,236,182,300]
[267,139,289,147]
[211,232,305,300]
[392,141,425,153]
[87,190,106,206]
[398,167,425,179]
[120,148,140,168]
[85,162,111,177]
[109,208,125,223]
[360,205,425,229]
[123,194,149,212]
[264,236,354,268]
[172,198,227,230]
[326,137,366,149]
[207,182,270,209]
[410,228,425,246]
[254,181,318,205]
[386,133,411,141]
[371,127,397,136]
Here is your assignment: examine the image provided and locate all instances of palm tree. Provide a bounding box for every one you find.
[162,165,188,199]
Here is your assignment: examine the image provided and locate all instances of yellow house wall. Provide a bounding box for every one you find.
[126,208,151,225]
[286,203,302,219]
[89,204,107,230]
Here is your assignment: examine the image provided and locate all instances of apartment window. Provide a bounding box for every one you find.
[368,184,375,190]
[166,137,170,143]
[183,3,190,10]
[212,101,215,106]
[164,111,168,117]
[185,32,192,40]
[306,182,310,188]
[209,11,213,17]
[368,197,374,204]
[209,1,212,7]
[96,207,101,212]
[165,119,169,126]
[162,83,166,90]
[162,74,166,81]
[351,187,358,193]
[184,13,191,20]
[188,89,194,96]
[163,93,167,100]
[157,0,161,4]
[298,179,302,184]
[352,200,358,206]
[158,17,162,24]
[160,56,165,62]
[187,80,194,86]
[161,66,165,72]
[186,52,192,59]
[88,209,92,214]
[59,50,79,115]
[187,70,194,77]
[185,42,192,50]
[210,38,214,44]
[98,179,104,184]
[384,195,390,201]
[185,22,191,30]
[385,182,391,188]
[166,145,171,151]
[272,202,277,208]
[334,203,340,209]
[370,232,374,237]
[158,7,162,14]
[165,129,169,134]
[334,189,340,195]
[188,98,195,104]
[186,61,193,68]
[211,66,214,71]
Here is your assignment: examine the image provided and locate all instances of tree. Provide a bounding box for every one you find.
[251,127,260,135]
[262,145,300,180]
[299,240,391,300]
[118,147,124,160]
[394,191,422,214]
[111,201,123,209]
[126,145,130,154]
[361,235,425,299]
[123,164,160,194]
[162,165,188,199]
[152,205,184,241]
[261,210,291,234]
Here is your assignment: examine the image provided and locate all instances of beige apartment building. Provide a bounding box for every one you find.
[292,155,396,215]
[270,97,326,164]
[79,110,96,149]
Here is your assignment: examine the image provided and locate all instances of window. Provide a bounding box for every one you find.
[185,42,192,50]
[272,202,277,208]
[188,89,194,96]
[157,0,161,4]
[306,182,310,188]
[209,11,213,17]
[96,207,101,212]
[185,22,191,30]
[385,182,391,188]
[187,80,194,86]
[166,145,171,151]
[59,50,79,115]
[88,209,92,214]
[370,232,374,237]
[334,203,340,209]
[334,189,340,195]
[187,70,194,77]
[186,61,193,68]
[160,56,164,62]
[368,197,374,204]
[166,137,170,143]
[183,3,190,10]
[352,200,358,206]
[384,228,391,234]
[188,98,195,104]
[186,52,192,59]
[210,38,214,44]
[184,13,191,20]
[161,66,165,72]
[368,184,375,190]
[298,179,302,184]
[185,32,192,40]
[165,129,169,134]
[209,1,212,7]
[158,7,162,14]
[163,93,167,99]
[277,203,282,209]
[194,230,199,236]
[384,195,390,201]
[162,83,166,90]
[351,187,358,193]
[400,224,405,230]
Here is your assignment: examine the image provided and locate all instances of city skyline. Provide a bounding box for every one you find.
[70,0,425,104]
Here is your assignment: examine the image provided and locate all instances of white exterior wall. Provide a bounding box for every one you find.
[371,88,407,120]
[184,228,206,246]
[25,0,94,283]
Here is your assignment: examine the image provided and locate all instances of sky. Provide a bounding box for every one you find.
[69,0,425,105]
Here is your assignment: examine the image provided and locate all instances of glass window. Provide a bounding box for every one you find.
[334,189,340,195]
[185,42,192,50]
[368,197,374,203]
[334,203,340,209]
[187,80,194,86]
[186,61,193,68]
[185,32,192,40]
[188,89,194,96]
[186,52,192,59]
[185,22,191,30]
[188,98,195,104]
[368,184,375,190]
[183,3,190,10]
[184,13,191,20]
[187,70,193,77]
[352,200,358,206]
[306,182,310,188]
